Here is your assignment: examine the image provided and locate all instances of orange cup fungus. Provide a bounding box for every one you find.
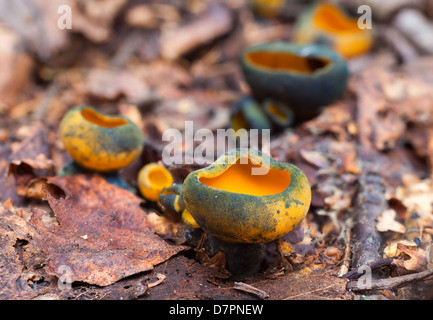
[138,162,174,202]
[249,0,286,19]
[59,106,144,172]
[294,1,373,58]
[182,148,311,244]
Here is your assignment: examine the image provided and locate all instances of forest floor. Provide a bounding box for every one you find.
[1,0,433,300]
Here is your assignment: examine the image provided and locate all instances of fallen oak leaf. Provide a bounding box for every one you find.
[28,174,185,287]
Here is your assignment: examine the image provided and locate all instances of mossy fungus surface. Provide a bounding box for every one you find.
[182,148,311,243]
[240,41,349,121]
[59,106,144,172]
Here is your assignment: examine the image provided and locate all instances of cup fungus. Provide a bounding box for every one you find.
[294,1,373,58]
[262,99,294,129]
[59,106,144,172]
[240,41,348,121]
[229,96,272,132]
[182,148,311,277]
[249,0,285,19]
[158,184,185,220]
[138,162,174,202]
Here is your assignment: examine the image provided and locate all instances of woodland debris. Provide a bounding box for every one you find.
[350,0,424,21]
[376,209,406,234]
[27,175,185,287]
[0,26,32,108]
[394,9,433,54]
[392,243,428,272]
[160,3,233,60]
[0,0,69,60]
[233,282,270,300]
[347,267,433,292]
[341,257,395,280]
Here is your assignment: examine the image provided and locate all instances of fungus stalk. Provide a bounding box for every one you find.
[206,234,266,279]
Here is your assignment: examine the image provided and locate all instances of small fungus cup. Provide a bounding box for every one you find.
[240,41,349,121]
[59,106,144,173]
[158,184,185,221]
[294,1,373,58]
[249,0,285,19]
[229,96,272,132]
[182,148,311,277]
[262,99,294,130]
[138,162,174,202]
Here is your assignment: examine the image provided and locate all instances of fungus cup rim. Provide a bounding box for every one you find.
[242,42,345,78]
[182,149,312,243]
[73,105,132,130]
[193,149,294,199]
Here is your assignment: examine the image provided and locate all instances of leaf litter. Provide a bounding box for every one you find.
[1,0,433,300]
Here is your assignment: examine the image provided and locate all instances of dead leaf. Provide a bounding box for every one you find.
[160,3,233,60]
[82,68,152,105]
[0,26,32,108]
[1,123,53,204]
[384,240,418,258]
[376,209,406,234]
[28,174,185,286]
[299,150,330,169]
[70,0,127,43]
[0,0,70,61]
[0,203,53,299]
[392,243,428,272]
[7,154,55,197]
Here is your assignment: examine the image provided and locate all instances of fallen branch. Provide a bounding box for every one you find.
[350,71,390,268]
[347,268,433,292]
[341,257,395,280]
[337,227,352,277]
[351,170,387,268]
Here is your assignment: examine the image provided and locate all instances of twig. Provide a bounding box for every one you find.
[233,282,269,299]
[341,257,395,280]
[338,227,352,277]
[347,268,433,292]
[148,273,166,288]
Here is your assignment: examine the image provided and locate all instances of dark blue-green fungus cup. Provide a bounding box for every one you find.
[240,41,349,122]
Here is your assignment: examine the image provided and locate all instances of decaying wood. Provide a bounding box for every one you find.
[351,171,387,268]
[349,70,390,269]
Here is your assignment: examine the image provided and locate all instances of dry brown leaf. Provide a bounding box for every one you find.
[0,26,32,108]
[376,209,406,234]
[0,203,52,299]
[383,240,418,258]
[0,0,70,60]
[160,3,233,60]
[28,174,185,287]
[82,69,152,105]
[392,243,428,272]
